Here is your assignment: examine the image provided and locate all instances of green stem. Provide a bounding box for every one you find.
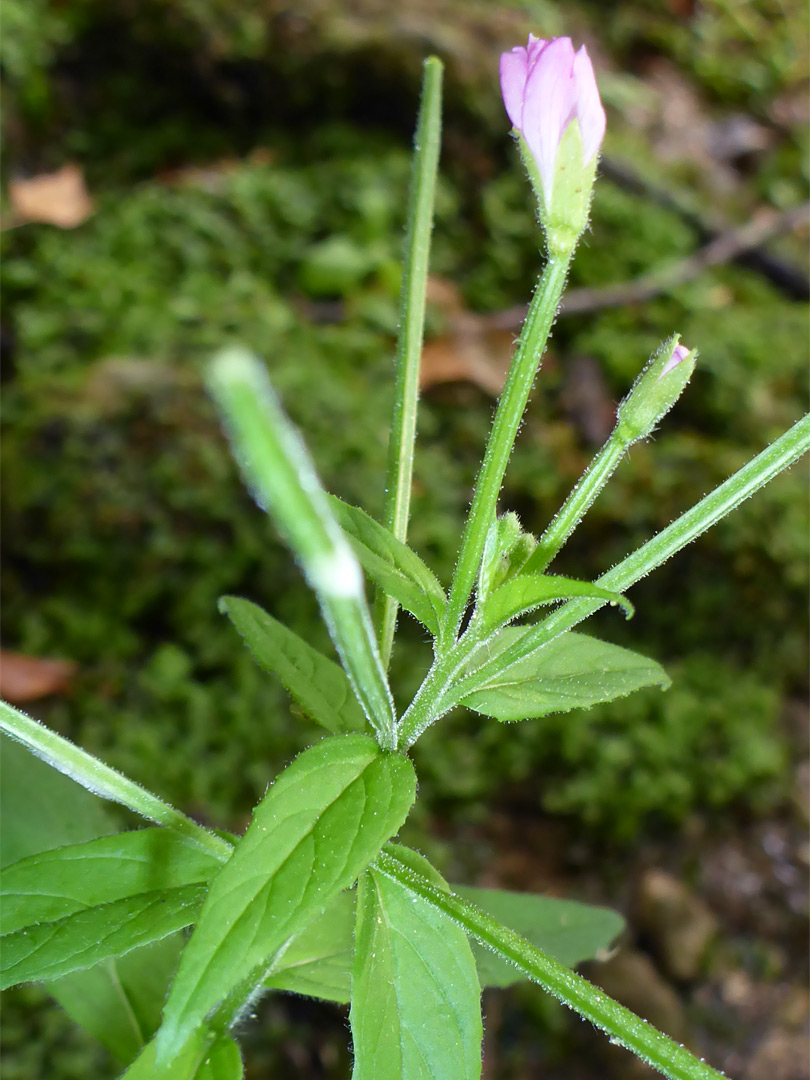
[375,57,444,670]
[522,430,627,575]
[377,845,726,1080]
[208,347,397,750]
[442,252,572,643]
[0,701,232,861]
[397,614,492,747]
[455,411,810,694]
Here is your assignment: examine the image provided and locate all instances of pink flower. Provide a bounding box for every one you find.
[500,36,605,207]
[659,343,691,379]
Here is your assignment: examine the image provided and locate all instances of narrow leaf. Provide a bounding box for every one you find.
[330,496,447,636]
[157,734,416,1064]
[0,734,193,1060]
[207,348,396,748]
[1,883,207,988]
[219,595,366,734]
[351,846,482,1080]
[456,886,623,988]
[458,628,669,722]
[264,889,354,1004]
[1,828,222,934]
[477,573,633,632]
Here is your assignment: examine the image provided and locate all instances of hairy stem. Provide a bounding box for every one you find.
[377,845,725,1080]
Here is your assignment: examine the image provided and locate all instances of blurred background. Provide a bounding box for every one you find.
[1,1,808,1077]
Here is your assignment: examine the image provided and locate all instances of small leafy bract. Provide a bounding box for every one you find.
[456,886,624,987]
[329,496,447,635]
[351,847,482,1080]
[459,628,669,721]
[476,573,633,632]
[157,734,416,1064]
[219,595,367,734]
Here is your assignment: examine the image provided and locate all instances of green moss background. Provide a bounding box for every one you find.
[1,0,808,1076]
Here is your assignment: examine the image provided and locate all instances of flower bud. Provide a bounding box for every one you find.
[479,512,537,600]
[616,337,697,443]
[500,36,605,254]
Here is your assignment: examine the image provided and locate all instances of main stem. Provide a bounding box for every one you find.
[377,846,726,1080]
[442,253,571,643]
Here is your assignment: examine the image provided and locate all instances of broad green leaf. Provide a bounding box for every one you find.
[219,595,366,734]
[1,883,207,988]
[157,734,416,1064]
[477,573,633,631]
[459,629,669,721]
[0,734,117,867]
[456,886,624,988]
[121,1030,238,1080]
[351,846,482,1080]
[1,828,222,934]
[50,936,185,1064]
[264,889,354,1004]
[330,496,447,635]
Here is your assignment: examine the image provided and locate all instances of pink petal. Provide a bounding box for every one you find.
[500,46,530,130]
[572,46,606,163]
[522,37,577,202]
[659,344,690,378]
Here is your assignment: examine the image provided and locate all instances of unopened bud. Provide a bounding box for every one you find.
[616,336,697,443]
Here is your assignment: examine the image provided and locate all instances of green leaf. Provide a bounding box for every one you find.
[0,734,190,1059]
[50,936,185,1064]
[0,734,117,867]
[264,889,354,1004]
[1,828,222,934]
[219,595,367,734]
[476,574,633,632]
[459,628,670,721]
[330,496,447,636]
[1,884,207,988]
[351,847,482,1080]
[456,886,624,988]
[120,1030,240,1080]
[1,827,222,987]
[157,734,416,1064]
[197,1037,243,1079]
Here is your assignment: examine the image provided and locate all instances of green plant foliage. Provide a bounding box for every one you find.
[219,596,368,735]
[1,830,222,987]
[350,848,483,1080]
[456,886,623,988]
[457,629,670,722]
[157,735,416,1063]
[330,497,448,635]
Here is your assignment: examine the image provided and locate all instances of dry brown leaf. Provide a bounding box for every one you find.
[0,650,78,702]
[420,275,515,395]
[9,164,94,228]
